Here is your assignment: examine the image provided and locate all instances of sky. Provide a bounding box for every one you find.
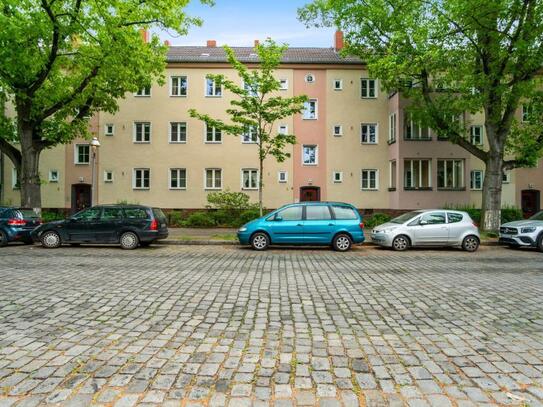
[156,0,336,48]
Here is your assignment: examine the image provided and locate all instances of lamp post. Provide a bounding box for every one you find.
[90,137,100,206]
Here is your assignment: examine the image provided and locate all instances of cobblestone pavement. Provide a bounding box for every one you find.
[0,244,542,407]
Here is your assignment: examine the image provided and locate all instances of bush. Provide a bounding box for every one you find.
[168,211,185,227]
[42,211,65,223]
[206,189,259,212]
[501,205,523,223]
[237,209,262,227]
[364,213,392,229]
[182,211,215,228]
[211,209,238,227]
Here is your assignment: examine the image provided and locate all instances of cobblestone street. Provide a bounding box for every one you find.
[0,245,542,406]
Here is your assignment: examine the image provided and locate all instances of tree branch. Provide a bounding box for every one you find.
[0,138,22,171]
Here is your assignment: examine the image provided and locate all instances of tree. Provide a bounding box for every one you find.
[189,40,308,216]
[0,0,211,212]
[300,0,543,231]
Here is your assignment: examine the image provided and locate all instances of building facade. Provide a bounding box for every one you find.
[1,33,542,216]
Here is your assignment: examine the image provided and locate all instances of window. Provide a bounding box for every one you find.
[48,170,59,182]
[102,207,124,220]
[205,168,222,189]
[470,170,483,190]
[105,124,114,136]
[133,168,150,189]
[437,159,464,189]
[331,205,358,220]
[170,76,188,97]
[278,125,288,135]
[470,126,483,145]
[170,168,187,189]
[124,207,150,219]
[275,206,303,221]
[361,169,378,190]
[522,104,531,122]
[73,207,101,220]
[104,171,114,183]
[389,160,397,189]
[361,78,377,98]
[166,122,185,143]
[302,145,318,165]
[244,81,259,97]
[420,212,446,225]
[75,144,90,164]
[206,125,222,143]
[278,171,288,183]
[11,168,18,189]
[135,86,151,97]
[306,205,332,220]
[503,170,511,183]
[333,171,343,183]
[404,159,431,189]
[242,126,258,143]
[303,99,318,120]
[205,78,222,97]
[447,212,464,223]
[242,169,258,190]
[404,113,430,140]
[333,125,343,137]
[389,113,396,143]
[361,123,378,144]
[134,122,151,143]
[279,79,288,90]
[333,79,343,90]
[305,73,315,83]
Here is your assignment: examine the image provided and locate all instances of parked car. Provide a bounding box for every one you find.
[31,205,168,249]
[0,207,42,246]
[499,210,543,251]
[237,202,365,251]
[371,210,480,252]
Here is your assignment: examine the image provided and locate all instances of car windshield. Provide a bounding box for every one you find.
[390,211,422,224]
[529,211,543,221]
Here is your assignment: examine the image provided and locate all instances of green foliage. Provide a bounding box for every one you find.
[41,210,65,223]
[501,205,523,224]
[206,189,259,211]
[182,211,215,228]
[168,211,185,227]
[443,203,523,224]
[238,209,263,226]
[364,213,392,229]
[116,199,140,205]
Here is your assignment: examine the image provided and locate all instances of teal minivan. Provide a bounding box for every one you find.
[237,202,365,251]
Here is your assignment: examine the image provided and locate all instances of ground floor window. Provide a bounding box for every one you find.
[205,168,222,189]
[437,159,464,189]
[361,169,378,190]
[133,168,150,189]
[170,168,187,189]
[470,170,483,190]
[404,159,431,189]
[242,169,258,190]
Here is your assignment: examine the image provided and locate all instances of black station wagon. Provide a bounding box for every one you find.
[31,205,168,249]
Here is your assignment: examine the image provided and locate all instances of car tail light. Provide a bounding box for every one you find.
[7,218,26,226]
[359,222,365,229]
[150,218,158,231]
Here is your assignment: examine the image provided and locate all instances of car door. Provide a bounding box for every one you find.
[95,207,124,242]
[412,211,449,245]
[446,212,465,244]
[65,207,102,242]
[267,205,304,244]
[303,205,335,244]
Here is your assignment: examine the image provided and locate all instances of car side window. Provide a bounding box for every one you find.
[276,206,303,221]
[306,205,332,220]
[447,212,463,223]
[332,206,358,220]
[102,207,124,220]
[73,207,101,220]
[123,208,149,219]
[420,212,446,225]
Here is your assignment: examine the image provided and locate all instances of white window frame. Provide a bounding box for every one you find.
[242,126,258,144]
[11,167,18,189]
[169,168,187,190]
[302,145,318,166]
[303,99,318,120]
[333,125,343,137]
[305,73,315,83]
[404,159,432,189]
[135,86,151,97]
[503,170,511,183]
[333,171,343,183]
[205,124,222,143]
[205,168,222,190]
[48,170,59,183]
[133,168,150,190]
[361,78,377,98]
[169,122,187,144]
[241,168,259,190]
[205,78,222,97]
[470,170,483,190]
[104,170,114,183]
[404,113,430,140]
[74,144,90,165]
[170,76,188,97]
[278,124,288,135]
[361,123,378,144]
[388,113,397,143]
[437,159,465,189]
[389,160,397,189]
[133,122,151,143]
[279,79,289,90]
[278,171,288,183]
[104,123,115,136]
[333,79,343,91]
[361,169,379,190]
[470,125,483,145]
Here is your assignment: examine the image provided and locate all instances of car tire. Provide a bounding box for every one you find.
[120,232,139,250]
[333,233,352,252]
[250,232,269,251]
[40,231,61,249]
[0,230,8,247]
[537,234,543,253]
[462,235,480,252]
[392,235,410,251]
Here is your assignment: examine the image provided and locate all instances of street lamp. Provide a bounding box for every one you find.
[90,137,100,206]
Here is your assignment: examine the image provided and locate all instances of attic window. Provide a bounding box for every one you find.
[249,53,257,57]
[201,53,210,57]
[305,73,315,83]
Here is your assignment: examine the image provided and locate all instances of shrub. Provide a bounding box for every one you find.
[41,211,65,223]
[501,205,523,223]
[211,209,238,227]
[364,213,392,229]
[237,209,262,227]
[168,211,185,227]
[207,189,259,212]
[182,211,215,228]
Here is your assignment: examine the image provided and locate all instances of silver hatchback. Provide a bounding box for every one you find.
[371,210,480,252]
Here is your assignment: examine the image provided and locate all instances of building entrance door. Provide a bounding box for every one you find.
[72,184,92,212]
[521,190,540,218]
[300,186,321,202]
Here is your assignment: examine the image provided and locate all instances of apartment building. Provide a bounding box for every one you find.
[1,32,542,216]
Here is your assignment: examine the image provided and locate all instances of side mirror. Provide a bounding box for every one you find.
[275,216,283,222]
[419,220,428,226]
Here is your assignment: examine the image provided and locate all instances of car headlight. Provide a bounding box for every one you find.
[238,227,247,232]
[521,227,536,233]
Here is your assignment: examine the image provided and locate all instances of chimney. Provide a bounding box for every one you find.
[254,40,260,47]
[140,28,149,43]
[206,40,217,47]
[164,40,170,46]
[334,30,344,51]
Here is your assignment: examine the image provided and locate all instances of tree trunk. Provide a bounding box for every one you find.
[19,127,42,215]
[258,156,264,217]
[481,153,503,232]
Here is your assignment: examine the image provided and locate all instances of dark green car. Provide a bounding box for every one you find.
[31,205,168,249]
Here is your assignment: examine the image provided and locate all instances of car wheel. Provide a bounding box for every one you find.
[250,232,269,251]
[120,232,139,250]
[0,230,8,247]
[333,234,352,252]
[462,235,480,252]
[537,235,543,252]
[40,231,61,249]
[392,235,410,251]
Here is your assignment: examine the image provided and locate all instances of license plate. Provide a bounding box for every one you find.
[501,234,511,238]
